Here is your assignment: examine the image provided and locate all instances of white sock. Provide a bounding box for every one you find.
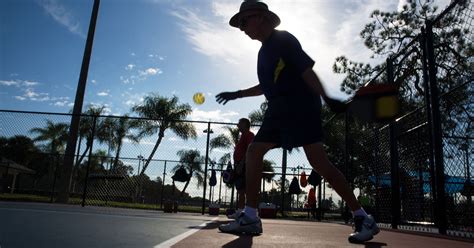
[243,206,258,220]
[352,208,368,217]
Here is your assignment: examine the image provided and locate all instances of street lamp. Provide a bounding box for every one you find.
[201,122,214,215]
[137,155,144,176]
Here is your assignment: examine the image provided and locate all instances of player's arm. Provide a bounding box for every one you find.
[302,68,347,113]
[240,84,262,97]
[216,84,262,105]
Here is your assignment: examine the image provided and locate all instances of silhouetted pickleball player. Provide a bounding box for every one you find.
[215,0,379,243]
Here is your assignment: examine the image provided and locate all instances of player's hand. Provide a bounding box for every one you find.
[323,96,347,113]
[215,91,241,105]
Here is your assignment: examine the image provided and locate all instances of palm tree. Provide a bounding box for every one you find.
[30,120,69,154]
[171,149,205,197]
[262,159,276,192]
[210,126,240,152]
[248,101,268,125]
[30,120,69,181]
[132,94,196,176]
[209,126,239,180]
[104,115,140,170]
[71,105,109,193]
[75,105,109,166]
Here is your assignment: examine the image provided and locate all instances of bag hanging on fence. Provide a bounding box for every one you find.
[222,162,234,184]
[308,170,322,187]
[209,169,217,187]
[172,167,190,182]
[300,171,308,187]
[289,176,301,195]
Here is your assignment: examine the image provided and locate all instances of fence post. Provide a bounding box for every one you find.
[50,154,60,203]
[373,127,381,220]
[280,149,288,216]
[419,30,439,226]
[343,111,351,217]
[387,57,401,229]
[425,20,447,234]
[201,122,212,215]
[81,115,98,207]
[160,160,167,209]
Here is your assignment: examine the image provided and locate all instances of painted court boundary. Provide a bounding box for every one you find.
[154,217,219,248]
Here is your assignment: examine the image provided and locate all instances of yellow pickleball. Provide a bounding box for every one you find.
[193,92,205,105]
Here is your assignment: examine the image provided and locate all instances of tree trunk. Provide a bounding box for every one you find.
[140,130,164,176]
[112,139,123,170]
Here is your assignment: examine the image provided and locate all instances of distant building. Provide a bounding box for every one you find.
[0,157,35,193]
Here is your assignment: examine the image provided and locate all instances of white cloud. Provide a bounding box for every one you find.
[139,68,162,76]
[0,80,19,86]
[189,108,239,137]
[125,64,136,71]
[53,101,68,106]
[121,67,163,84]
[91,79,97,84]
[0,79,39,87]
[23,81,39,86]
[123,92,145,106]
[97,90,110,97]
[190,108,239,122]
[169,0,413,97]
[25,88,38,98]
[37,0,85,38]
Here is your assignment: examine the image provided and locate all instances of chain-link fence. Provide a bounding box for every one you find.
[322,0,473,236]
[2,110,334,215]
[0,0,471,239]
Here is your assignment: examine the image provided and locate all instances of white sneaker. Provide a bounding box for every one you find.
[227,209,242,219]
[348,215,380,243]
[219,212,263,234]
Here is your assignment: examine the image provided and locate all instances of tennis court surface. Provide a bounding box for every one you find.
[1,202,472,248]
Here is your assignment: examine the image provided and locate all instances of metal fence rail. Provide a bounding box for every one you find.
[322,0,473,236]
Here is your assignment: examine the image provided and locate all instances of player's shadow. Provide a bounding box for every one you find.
[364,241,388,248]
[187,220,224,230]
[221,233,254,248]
[188,220,255,248]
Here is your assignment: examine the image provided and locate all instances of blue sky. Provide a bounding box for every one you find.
[0,0,451,122]
[0,0,452,198]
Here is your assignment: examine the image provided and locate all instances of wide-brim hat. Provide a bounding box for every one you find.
[229,0,280,28]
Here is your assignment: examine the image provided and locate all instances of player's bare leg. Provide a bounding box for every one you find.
[303,143,360,210]
[303,143,379,243]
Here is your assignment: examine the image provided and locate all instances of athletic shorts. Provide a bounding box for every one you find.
[253,96,323,150]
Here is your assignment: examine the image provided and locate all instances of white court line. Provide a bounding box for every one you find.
[154,217,219,248]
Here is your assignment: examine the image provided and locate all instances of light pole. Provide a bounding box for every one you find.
[57,0,101,203]
[136,155,144,203]
[137,155,144,176]
[201,122,213,215]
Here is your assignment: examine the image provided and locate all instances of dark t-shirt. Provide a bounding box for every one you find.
[254,30,323,149]
[258,30,316,100]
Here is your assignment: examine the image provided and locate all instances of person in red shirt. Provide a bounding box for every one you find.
[228,118,255,219]
[307,187,317,219]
